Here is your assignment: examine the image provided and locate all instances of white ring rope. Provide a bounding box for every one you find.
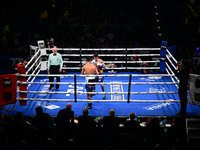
[25,49,40,69]
[81,48,126,51]
[27,66,41,89]
[18,81,178,85]
[26,55,41,74]
[61,67,160,70]
[17,74,176,77]
[127,48,160,50]
[19,91,178,95]
[17,97,179,103]
[46,54,160,57]
[165,61,180,82]
[166,54,176,70]
[166,68,179,89]
[27,63,41,82]
[46,48,160,51]
[63,60,160,64]
[47,48,80,51]
[166,49,177,64]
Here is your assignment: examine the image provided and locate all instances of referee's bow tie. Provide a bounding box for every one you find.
[53,54,56,56]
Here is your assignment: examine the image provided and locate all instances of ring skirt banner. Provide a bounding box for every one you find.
[0,74,17,106]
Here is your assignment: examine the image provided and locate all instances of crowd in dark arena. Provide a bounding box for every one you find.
[0,0,200,149]
[1,0,199,59]
[0,108,188,150]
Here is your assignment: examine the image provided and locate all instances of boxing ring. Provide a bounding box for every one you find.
[2,45,200,117]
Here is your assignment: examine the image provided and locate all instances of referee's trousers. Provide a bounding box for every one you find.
[49,65,60,89]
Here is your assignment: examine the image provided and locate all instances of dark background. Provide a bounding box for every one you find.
[0,0,200,71]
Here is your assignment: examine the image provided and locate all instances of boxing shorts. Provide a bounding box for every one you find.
[85,77,96,92]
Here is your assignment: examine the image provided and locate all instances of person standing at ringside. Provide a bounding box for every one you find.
[175,59,190,115]
[91,53,107,99]
[81,57,99,102]
[47,46,63,91]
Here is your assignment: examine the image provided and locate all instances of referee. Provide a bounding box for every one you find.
[48,46,63,91]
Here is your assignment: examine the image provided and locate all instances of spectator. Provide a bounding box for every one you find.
[123,112,141,135]
[98,109,120,147]
[108,63,117,73]
[175,59,190,115]
[31,106,56,145]
[78,108,95,132]
[12,60,19,74]
[12,112,30,145]
[0,113,5,139]
[56,103,75,146]
[77,108,96,147]
[120,112,141,148]
[66,139,75,149]
[142,117,164,149]
[47,37,55,48]
[165,117,187,149]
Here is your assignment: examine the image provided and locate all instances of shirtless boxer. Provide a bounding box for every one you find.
[81,57,99,101]
[91,53,106,99]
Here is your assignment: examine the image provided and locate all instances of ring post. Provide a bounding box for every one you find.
[128,74,132,103]
[74,75,77,103]
[160,41,168,73]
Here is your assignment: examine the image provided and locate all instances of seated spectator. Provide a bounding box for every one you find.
[98,109,120,147]
[141,117,164,149]
[77,108,96,147]
[120,112,141,148]
[78,108,95,132]
[0,113,6,144]
[56,103,75,146]
[165,117,187,149]
[123,112,141,134]
[12,112,30,145]
[0,113,5,131]
[108,63,117,73]
[66,139,75,149]
[31,106,55,146]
